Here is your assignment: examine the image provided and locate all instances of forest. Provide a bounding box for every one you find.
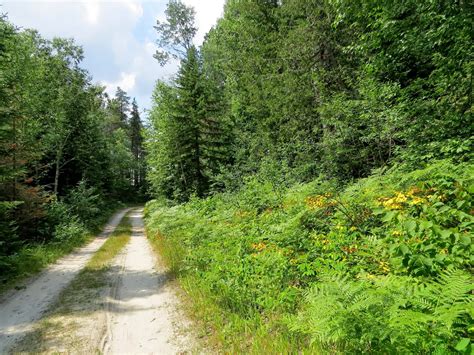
[145,0,473,353]
[1,0,473,353]
[0,14,146,286]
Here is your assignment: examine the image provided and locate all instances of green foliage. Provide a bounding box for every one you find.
[0,201,21,259]
[0,14,145,288]
[319,78,402,179]
[147,46,232,202]
[145,160,473,352]
[64,180,101,226]
[129,99,146,192]
[52,219,86,243]
[144,1,473,352]
[153,0,197,65]
[291,269,473,354]
[148,0,473,192]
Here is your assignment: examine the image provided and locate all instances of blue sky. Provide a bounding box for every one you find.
[1,0,225,112]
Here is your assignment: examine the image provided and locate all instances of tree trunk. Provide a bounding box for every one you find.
[54,150,61,195]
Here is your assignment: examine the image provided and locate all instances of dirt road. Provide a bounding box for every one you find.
[102,208,191,354]
[0,208,130,354]
[0,208,194,354]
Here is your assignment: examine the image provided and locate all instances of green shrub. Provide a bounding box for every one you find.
[0,201,21,255]
[52,218,87,243]
[65,180,102,226]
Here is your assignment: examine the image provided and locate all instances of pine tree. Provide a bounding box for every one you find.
[198,69,234,191]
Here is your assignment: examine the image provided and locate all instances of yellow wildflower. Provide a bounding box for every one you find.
[305,194,337,209]
[394,192,408,203]
[251,242,266,251]
[410,196,425,205]
[305,195,327,209]
[381,197,403,210]
[378,260,390,273]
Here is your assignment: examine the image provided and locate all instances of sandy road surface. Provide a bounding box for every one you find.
[0,208,130,354]
[102,208,192,354]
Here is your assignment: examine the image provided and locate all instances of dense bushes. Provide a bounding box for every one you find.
[145,160,473,353]
[0,181,119,289]
[292,270,472,353]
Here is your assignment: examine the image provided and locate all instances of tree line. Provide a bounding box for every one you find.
[146,0,472,202]
[0,15,145,278]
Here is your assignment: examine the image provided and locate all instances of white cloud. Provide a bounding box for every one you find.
[144,41,156,56]
[1,0,224,110]
[123,0,143,17]
[182,0,225,45]
[84,1,100,25]
[103,72,136,94]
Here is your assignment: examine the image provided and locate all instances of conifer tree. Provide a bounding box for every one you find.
[115,86,130,126]
[129,99,145,190]
[172,46,206,199]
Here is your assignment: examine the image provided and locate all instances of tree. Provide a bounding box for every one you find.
[153,0,197,65]
[44,38,88,195]
[173,46,207,198]
[0,14,149,278]
[147,47,206,201]
[114,86,130,126]
[146,81,178,199]
[129,99,145,190]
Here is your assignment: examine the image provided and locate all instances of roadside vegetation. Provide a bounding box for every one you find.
[1,0,472,352]
[145,0,473,353]
[14,215,132,353]
[145,160,473,353]
[0,193,120,294]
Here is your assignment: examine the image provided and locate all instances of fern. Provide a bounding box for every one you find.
[290,270,473,353]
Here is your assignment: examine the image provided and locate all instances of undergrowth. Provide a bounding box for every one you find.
[0,202,123,295]
[145,160,473,354]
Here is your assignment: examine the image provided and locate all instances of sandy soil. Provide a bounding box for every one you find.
[0,208,130,354]
[102,208,193,354]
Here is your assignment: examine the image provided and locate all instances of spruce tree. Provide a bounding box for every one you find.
[173,46,206,199]
[129,99,144,190]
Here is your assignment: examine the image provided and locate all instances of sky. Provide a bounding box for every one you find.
[1,0,225,112]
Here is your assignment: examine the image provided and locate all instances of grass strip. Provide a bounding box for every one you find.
[66,215,132,292]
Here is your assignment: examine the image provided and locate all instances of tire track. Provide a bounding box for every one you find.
[0,208,131,353]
